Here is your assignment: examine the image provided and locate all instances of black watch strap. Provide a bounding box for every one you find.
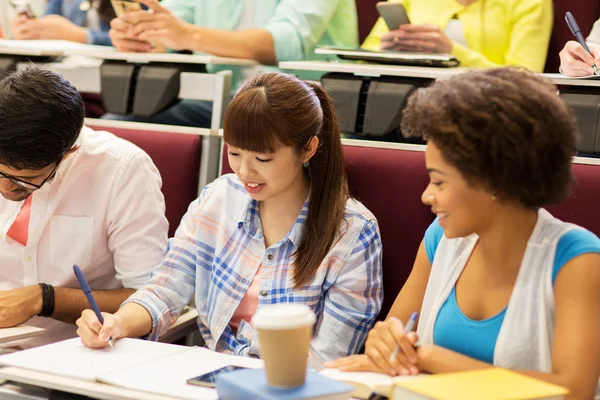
[38,283,55,317]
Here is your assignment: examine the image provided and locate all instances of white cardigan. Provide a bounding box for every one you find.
[417,208,578,371]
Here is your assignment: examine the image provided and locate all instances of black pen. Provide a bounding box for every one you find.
[565,12,599,76]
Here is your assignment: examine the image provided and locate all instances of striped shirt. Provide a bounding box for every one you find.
[124,174,383,362]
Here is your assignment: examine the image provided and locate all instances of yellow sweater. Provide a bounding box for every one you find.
[363,0,552,72]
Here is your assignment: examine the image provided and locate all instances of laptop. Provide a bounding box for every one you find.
[315,46,460,68]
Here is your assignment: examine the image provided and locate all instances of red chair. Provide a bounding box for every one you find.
[547,160,600,236]
[86,119,203,237]
[356,0,381,43]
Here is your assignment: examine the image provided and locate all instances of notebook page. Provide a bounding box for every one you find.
[0,337,190,381]
[98,347,264,399]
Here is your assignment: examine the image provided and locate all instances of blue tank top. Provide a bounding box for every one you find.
[425,219,600,364]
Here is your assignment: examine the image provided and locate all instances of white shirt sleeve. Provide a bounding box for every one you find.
[106,151,168,289]
[588,18,600,46]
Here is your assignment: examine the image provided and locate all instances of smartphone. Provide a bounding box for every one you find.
[110,0,142,17]
[376,2,411,29]
[186,365,248,388]
[9,0,36,19]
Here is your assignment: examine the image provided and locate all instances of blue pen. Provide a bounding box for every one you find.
[389,311,418,363]
[73,264,115,349]
[565,12,599,76]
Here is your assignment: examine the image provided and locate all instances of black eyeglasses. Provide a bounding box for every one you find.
[0,160,62,191]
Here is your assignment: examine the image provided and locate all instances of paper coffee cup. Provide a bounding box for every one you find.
[252,303,316,389]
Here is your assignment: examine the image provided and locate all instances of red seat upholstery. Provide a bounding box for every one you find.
[356,0,380,43]
[86,123,202,237]
[547,162,600,236]
[545,1,599,72]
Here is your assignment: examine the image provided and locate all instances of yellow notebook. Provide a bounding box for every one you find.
[391,368,568,400]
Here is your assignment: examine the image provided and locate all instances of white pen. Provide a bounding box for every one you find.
[389,311,418,363]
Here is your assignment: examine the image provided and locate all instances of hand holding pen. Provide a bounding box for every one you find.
[364,311,419,376]
[73,264,115,349]
[561,12,600,77]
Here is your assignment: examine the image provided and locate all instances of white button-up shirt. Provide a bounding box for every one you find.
[0,127,168,347]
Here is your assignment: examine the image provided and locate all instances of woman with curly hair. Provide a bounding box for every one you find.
[328,68,600,399]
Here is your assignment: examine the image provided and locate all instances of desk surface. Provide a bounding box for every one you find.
[0,40,258,66]
[280,60,463,79]
[280,60,600,87]
[65,48,259,66]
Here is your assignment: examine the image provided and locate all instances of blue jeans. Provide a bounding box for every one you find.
[102,100,213,128]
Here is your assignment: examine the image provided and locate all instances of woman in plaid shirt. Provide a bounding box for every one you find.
[76,72,384,363]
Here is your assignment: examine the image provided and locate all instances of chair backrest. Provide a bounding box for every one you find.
[356,0,381,43]
[86,120,203,237]
[545,0,599,72]
[546,160,600,236]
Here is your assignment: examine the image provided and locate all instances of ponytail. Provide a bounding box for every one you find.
[292,82,349,288]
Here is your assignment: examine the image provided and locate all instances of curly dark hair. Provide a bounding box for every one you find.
[401,67,578,209]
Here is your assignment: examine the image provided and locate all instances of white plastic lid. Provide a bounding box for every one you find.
[252,303,316,330]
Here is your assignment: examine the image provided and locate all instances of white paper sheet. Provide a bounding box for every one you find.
[97,347,264,399]
[0,337,189,381]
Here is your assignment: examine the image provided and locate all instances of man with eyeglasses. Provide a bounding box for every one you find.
[0,67,168,348]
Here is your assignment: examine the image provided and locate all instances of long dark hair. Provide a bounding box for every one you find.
[223,72,349,288]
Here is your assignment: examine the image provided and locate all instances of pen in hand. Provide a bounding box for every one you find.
[73,264,115,349]
[389,311,418,363]
[565,12,599,76]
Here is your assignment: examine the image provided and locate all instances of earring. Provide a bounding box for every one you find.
[491,195,497,201]
[303,161,309,168]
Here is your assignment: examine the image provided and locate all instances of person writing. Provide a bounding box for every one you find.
[76,72,384,362]
[0,67,168,348]
[328,68,600,399]
[363,0,552,72]
[559,17,600,77]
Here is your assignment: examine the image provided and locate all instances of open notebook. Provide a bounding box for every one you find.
[315,46,460,68]
[0,337,263,399]
[320,368,420,399]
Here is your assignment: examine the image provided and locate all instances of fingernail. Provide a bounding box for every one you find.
[389,369,397,376]
[99,333,108,341]
[411,367,419,375]
[401,368,409,376]
[324,361,334,367]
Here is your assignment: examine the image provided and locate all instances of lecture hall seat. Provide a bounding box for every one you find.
[85,120,203,237]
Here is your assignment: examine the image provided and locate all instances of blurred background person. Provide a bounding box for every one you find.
[363,0,552,72]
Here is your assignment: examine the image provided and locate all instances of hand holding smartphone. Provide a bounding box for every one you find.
[376,1,410,29]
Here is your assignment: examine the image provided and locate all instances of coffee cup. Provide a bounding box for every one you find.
[252,303,316,388]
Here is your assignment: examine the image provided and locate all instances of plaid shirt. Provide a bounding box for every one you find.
[125,174,383,362]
